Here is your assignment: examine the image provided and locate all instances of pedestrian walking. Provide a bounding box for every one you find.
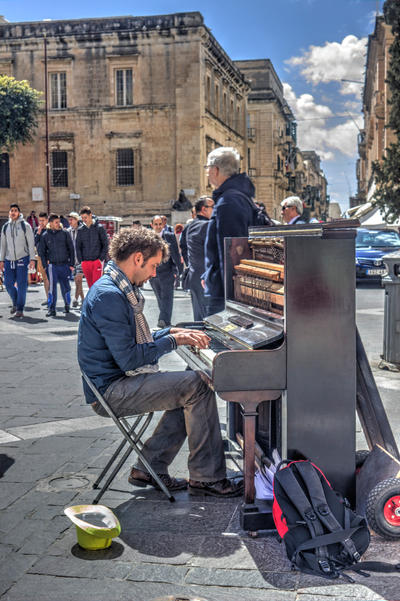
[34,212,50,300]
[180,197,214,321]
[27,210,39,230]
[150,215,182,328]
[0,204,36,318]
[67,212,85,307]
[76,206,109,288]
[39,214,75,317]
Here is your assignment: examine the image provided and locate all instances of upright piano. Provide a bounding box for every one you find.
[176,220,359,530]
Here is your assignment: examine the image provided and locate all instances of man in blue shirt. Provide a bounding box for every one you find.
[78,226,242,498]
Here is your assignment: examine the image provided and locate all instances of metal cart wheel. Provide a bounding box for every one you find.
[366,478,400,539]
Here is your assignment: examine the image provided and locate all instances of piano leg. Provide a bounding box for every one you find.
[242,402,258,505]
[219,390,281,532]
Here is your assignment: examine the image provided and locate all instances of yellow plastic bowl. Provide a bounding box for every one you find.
[64,504,121,550]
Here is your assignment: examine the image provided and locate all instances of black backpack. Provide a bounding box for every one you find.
[272,460,399,581]
[235,190,274,227]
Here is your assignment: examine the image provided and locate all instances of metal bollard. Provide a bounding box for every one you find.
[380,251,400,371]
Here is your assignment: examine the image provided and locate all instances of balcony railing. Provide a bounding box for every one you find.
[248,167,257,177]
[247,127,256,140]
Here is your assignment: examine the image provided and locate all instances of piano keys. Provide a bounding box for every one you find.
[176,219,360,530]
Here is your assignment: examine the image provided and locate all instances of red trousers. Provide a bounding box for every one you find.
[81,260,103,288]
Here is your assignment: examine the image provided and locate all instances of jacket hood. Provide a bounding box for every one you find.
[8,213,24,224]
[213,172,256,201]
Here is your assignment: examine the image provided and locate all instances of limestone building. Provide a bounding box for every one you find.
[357,15,395,204]
[234,59,297,220]
[235,59,328,221]
[0,13,248,221]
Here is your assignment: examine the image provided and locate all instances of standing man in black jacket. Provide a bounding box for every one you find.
[180,197,214,321]
[150,215,182,328]
[76,206,109,288]
[39,214,75,317]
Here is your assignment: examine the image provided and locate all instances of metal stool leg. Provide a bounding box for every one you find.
[82,371,175,503]
[92,415,143,490]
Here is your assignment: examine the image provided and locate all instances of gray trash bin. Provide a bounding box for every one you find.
[381,251,400,369]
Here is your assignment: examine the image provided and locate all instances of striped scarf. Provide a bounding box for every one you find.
[104,260,159,376]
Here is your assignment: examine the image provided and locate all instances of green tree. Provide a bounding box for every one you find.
[372,0,400,222]
[0,75,42,152]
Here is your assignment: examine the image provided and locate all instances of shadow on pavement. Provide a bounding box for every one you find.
[71,541,124,560]
[10,316,48,324]
[0,454,15,477]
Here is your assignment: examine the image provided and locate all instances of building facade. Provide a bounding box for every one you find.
[235,60,328,220]
[234,59,297,219]
[356,15,395,204]
[0,13,247,221]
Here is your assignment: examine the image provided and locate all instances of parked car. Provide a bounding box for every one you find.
[356,228,400,281]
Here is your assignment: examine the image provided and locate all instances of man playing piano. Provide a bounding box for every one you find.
[78,226,243,498]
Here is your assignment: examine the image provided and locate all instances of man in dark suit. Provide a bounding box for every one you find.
[180,197,214,321]
[150,215,182,327]
[280,196,306,224]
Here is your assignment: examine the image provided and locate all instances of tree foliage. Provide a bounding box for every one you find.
[0,75,42,152]
[372,0,400,222]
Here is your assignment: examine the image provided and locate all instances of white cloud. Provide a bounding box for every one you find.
[283,83,361,159]
[286,35,367,97]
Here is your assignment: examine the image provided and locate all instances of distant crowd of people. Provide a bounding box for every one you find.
[0,204,108,318]
[0,146,309,323]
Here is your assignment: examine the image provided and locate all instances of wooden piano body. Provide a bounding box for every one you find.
[177,221,358,530]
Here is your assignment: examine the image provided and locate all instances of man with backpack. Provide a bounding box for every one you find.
[38,214,75,317]
[0,204,36,318]
[203,147,272,316]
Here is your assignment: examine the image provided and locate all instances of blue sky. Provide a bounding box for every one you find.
[0,0,384,209]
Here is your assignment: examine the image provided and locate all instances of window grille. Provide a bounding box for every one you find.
[116,69,133,106]
[0,153,10,188]
[116,148,134,186]
[51,151,68,187]
[50,72,67,109]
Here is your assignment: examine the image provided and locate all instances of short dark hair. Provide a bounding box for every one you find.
[39,212,48,218]
[79,206,92,216]
[195,196,212,214]
[10,203,20,212]
[109,227,169,264]
[48,213,59,222]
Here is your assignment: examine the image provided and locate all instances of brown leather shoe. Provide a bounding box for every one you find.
[128,467,188,491]
[188,477,244,498]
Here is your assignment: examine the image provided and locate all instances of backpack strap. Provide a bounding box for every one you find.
[294,461,361,563]
[276,466,330,571]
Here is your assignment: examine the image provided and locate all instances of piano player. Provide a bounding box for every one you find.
[78,226,243,498]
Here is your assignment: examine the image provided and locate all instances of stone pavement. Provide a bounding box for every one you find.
[0,281,399,601]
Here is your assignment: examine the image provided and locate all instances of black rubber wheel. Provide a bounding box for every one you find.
[366,478,400,540]
[355,449,370,470]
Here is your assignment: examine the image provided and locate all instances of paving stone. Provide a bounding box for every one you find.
[185,566,279,589]
[296,583,386,600]
[188,535,256,569]
[28,555,131,580]
[126,563,189,584]
[0,574,204,601]
[0,482,34,510]
[116,498,237,535]
[0,552,39,596]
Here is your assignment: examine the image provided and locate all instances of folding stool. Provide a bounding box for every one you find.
[81,371,175,504]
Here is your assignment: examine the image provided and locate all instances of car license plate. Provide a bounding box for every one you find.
[366,268,386,276]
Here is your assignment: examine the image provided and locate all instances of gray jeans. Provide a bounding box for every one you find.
[93,370,226,482]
